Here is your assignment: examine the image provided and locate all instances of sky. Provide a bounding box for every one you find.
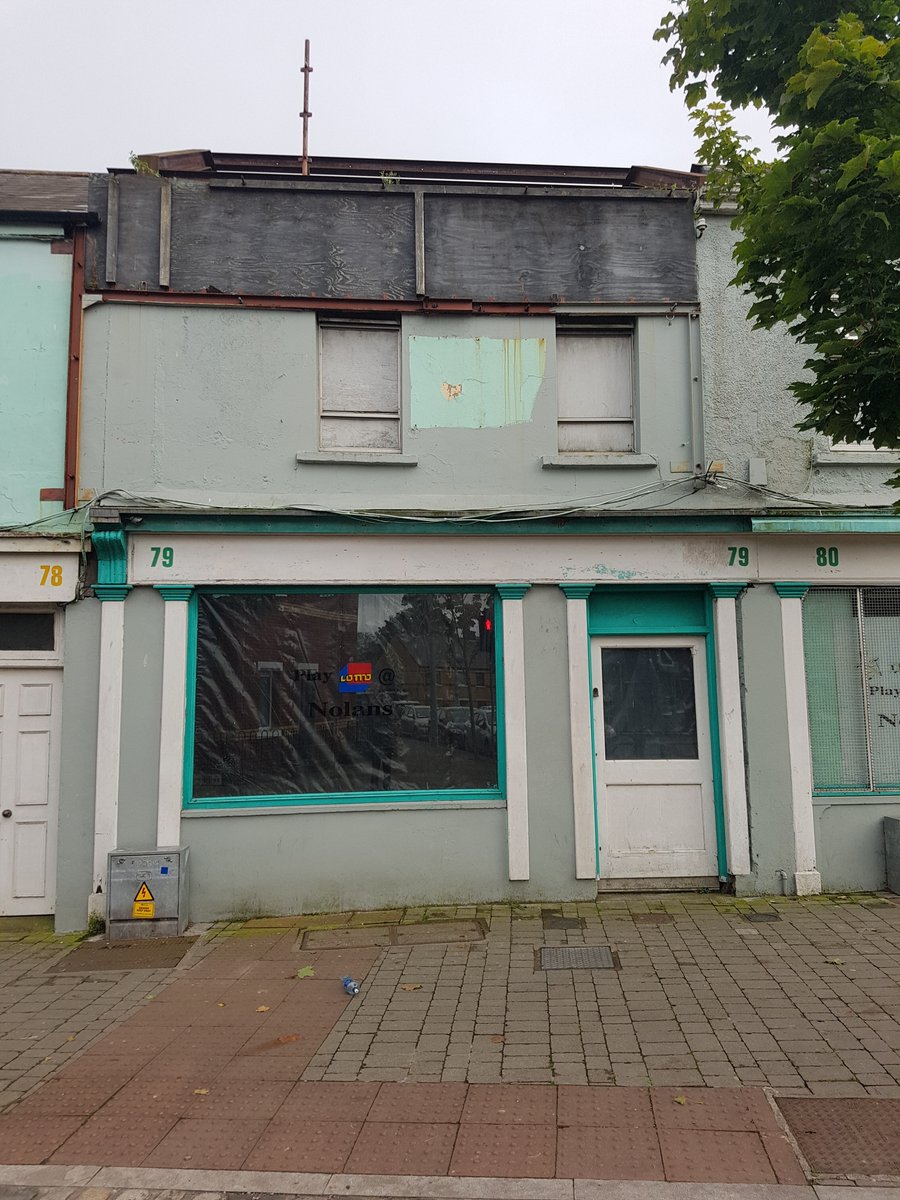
[0,0,777,174]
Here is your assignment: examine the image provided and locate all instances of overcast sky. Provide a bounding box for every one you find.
[0,0,777,174]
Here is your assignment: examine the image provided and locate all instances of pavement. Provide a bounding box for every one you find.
[2,895,900,1190]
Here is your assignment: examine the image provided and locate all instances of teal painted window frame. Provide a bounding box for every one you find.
[586,586,729,880]
[182,585,506,812]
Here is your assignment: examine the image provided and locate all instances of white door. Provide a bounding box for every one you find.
[592,636,719,879]
[0,669,62,915]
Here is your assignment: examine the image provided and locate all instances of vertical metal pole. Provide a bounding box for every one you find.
[301,39,312,176]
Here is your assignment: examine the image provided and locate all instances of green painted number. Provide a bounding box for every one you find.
[150,546,174,568]
[815,546,839,567]
[727,546,750,567]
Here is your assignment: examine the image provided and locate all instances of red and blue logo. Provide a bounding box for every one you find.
[338,662,372,693]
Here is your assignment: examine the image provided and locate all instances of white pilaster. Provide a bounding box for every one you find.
[156,587,193,847]
[498,585,530,881]
[90,586,129,914]
[561,585,596,879]
[710,585,751,877]
[774,582,821,896]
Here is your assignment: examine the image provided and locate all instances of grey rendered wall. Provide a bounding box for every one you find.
[737,585,798,895]
[116,588,164,849]
[813,797,900,891]
[79,303,695,512]
[699,213,897,503]
[161,586,591,920]
[55,599,101,933]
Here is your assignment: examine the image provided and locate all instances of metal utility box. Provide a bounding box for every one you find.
[107,847,190,941]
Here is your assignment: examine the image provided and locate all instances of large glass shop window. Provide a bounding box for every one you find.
[192,592,498,799]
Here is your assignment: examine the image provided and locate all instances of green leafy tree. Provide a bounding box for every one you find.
[656,3,900,469]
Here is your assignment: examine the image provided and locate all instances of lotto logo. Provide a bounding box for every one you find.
[338,662,372,693]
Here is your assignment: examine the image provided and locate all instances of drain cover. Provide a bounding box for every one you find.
[538,945,618,970]
[743,912,781,923]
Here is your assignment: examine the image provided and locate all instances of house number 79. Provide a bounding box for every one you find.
[727,546,750,567]
[150,546,174,568]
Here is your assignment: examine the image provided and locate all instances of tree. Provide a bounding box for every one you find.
[656,3,900,474]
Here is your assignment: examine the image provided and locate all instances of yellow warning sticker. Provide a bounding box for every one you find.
[132,881,155,919]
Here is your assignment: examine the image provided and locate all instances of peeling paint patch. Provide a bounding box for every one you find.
[410,335,544,429]
[560,563,641,581]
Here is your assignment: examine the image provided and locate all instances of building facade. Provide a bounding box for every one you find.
[2,155,898,930]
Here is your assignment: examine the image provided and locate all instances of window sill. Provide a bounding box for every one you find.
[814,451,900,466]
[296,451,418,467]
[183,799,506,816]
[541,453,658,469]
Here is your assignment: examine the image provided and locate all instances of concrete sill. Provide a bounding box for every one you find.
[542,453,658,469]
[296,452,418,467]
[814,451,900,466]
[183,800,506,817]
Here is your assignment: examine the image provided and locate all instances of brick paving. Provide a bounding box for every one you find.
[0,923,187,1112]
[305,895,900,1094]
[3,895,900,1184]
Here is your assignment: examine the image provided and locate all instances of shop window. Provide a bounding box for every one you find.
[189,590,499,804]
[556,319,634,453]
[319,319,401,451]
[803,587,900,791]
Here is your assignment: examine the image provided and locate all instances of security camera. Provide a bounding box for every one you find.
[694,217,707,239]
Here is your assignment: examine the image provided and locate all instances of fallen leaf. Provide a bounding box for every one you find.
[674,1095,686,1105]
[217,1002,226,1007]
[66,1036,76,1041]
[193,1088,210,1095]
[296,966,316,978]
[256,1005,270,1012]
[827,958,844,965]
[400,984,422,992]
[490,1034,505,1044]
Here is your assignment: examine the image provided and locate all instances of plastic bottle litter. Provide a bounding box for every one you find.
[341,976,360,995]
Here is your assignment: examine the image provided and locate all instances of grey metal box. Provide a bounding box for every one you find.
[107,847,190,941]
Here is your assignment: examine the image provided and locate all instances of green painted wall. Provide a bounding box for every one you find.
[409,335,545,428]
[0,227,71,526]
[813,797,900,891]
[116,588,164,849]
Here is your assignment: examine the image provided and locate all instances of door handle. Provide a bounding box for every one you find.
[1,810,11,818]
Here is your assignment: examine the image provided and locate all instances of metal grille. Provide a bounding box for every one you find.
[804,587,900,791]
[538,946,618,970]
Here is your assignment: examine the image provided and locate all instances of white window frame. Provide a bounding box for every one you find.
[0,607,64,668]
[555,318,636,455]
[317,317,402,454]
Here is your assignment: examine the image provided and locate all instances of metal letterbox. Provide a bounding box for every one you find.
[106,847,190,941]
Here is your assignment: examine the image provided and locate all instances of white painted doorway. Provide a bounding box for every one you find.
[0,611,63,916]
[592,636,719,879]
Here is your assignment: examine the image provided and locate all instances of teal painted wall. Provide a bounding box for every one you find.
[0,227,71,525]
[79,305,695,511]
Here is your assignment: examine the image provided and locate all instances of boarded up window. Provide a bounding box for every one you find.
[556,322,634,453]
[319,320,401,451]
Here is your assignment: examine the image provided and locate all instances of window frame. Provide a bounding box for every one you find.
[0,607,64,667]
[804,585,900,796]
[317,316,402,454]
[555,317,637,456]
[182,585,506,812]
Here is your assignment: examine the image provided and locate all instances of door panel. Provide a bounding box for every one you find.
[593,636,718,879]
[0,669,61,914]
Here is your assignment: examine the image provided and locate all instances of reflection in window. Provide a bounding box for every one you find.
[601,646,698,760]
[192,592,498,799]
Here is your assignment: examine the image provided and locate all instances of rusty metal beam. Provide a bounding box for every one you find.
[97,291,554,315]
[64,227,86,511]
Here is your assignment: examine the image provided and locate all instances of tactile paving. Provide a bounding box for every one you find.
[142,1116,268,1169]
[658,1128,778,1183]
[557,1124,663,1179]
[539,945,618,970]
[244,1117,362,1172]
[368,1081,468,1123]
[462,1083,557,1125]
[557,1084,652,1127]
[0,1114,84,1164]
[450,1122,557,1178]
[345,1120,458,1175]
